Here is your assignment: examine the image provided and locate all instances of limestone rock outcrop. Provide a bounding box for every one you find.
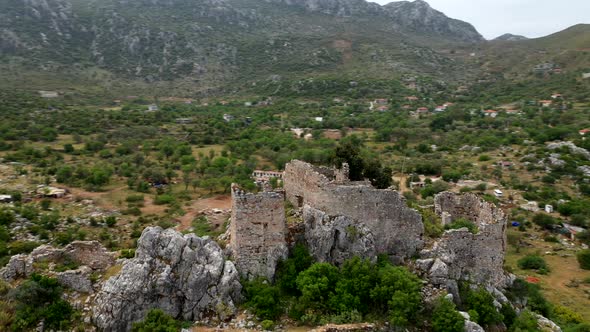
[303,205,377,265]
[0,241,115,286]
[92,226,241,332]
[420,192,508,289]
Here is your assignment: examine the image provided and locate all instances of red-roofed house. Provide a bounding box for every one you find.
[416,107,429,114]
[580,129,590,136]
[377,105,389,112]
[405,96,419,102]
[540,100,553,107]
[484,110,498,118]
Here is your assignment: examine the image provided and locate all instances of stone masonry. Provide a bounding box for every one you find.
[284,160,424,262]
[229,184,288,280]
[419,192,508,289]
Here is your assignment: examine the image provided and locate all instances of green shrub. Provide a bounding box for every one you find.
[275,244,313,295]
[543,235,559,243]
[445,218,479,234]
[501,304,517,329]
[510,310,538,332]
[431,298,465,332]
[370,264,422,327]
[120,249,136,259]
[8,274,75,331]
[54,258,80,272]
[126,194,145,203]
[244,279,283,320]
[565,323,590,332]
[463,287,503,326]
[296,263,340,312]
[154,194,175,205]
[261,320,275,331]
[0,209,15,225]
[8,241,40,255]
[518,255,548,271]
[131,309,180,332]
[105,216,117,227]
[533,213,558,229]
[577,250,590,270]
[329,257,377,315]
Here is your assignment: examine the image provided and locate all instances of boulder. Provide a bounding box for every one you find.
[63,241,115,270]
[535,314,562,332]
[303,205,377,265]
[92,227,241,331]
[56,266,93,293]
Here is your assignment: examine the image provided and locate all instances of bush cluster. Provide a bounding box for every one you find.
[245,249,424,328]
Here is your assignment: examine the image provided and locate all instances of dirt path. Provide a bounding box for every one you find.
[176,195,231,231]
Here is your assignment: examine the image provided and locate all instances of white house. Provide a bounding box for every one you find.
[545,205,554,213]
[314,117,324,122]
[494,189,503,197]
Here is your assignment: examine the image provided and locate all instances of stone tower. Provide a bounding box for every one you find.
[229,184,288,280]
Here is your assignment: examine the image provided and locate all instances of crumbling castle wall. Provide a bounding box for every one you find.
[285,160,424,262]
[229,185,288,280]
[419,192,508,289]
[283,159,348,208]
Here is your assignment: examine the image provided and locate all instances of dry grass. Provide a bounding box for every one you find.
[505,228,590,322]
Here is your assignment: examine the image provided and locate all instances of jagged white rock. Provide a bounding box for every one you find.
[92,227,241,332]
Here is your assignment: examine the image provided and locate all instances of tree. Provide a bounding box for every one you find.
[331,136,365,181]
[577,249,590,270]
[181,166,193,191]
[244,279,283,320]
[432,298,465,332]
[63,144,74,153]
[9,274,74,331]
[330,257,378,315]
[464,288,503,326]
[296,263,340,311]
[370,264,422,327]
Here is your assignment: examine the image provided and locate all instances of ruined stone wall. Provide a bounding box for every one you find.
[229,185,288,280]
[420,192,507,288]
[283,160,349,208]
[285,160,424,262]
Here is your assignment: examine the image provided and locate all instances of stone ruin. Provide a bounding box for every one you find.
[228,184,288,280]
[417,192,509,301]
[229,160,424,277]
[283,160,424,264]
[1,241,116,293]
[229,160,509,292]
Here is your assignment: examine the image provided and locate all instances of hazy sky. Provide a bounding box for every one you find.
[371,0,590,39]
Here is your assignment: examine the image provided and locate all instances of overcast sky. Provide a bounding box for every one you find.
[371,0,590,39]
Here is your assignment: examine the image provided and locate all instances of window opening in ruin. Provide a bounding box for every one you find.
[296,195,303,207]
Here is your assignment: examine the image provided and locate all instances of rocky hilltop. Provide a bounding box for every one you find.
[494,33,529,41]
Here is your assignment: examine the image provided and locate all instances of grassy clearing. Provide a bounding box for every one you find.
[504,228,590,322]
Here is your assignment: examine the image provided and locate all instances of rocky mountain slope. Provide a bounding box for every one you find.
[482,24,590,77]
[0,0,483,94]
[494,33,528,41]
